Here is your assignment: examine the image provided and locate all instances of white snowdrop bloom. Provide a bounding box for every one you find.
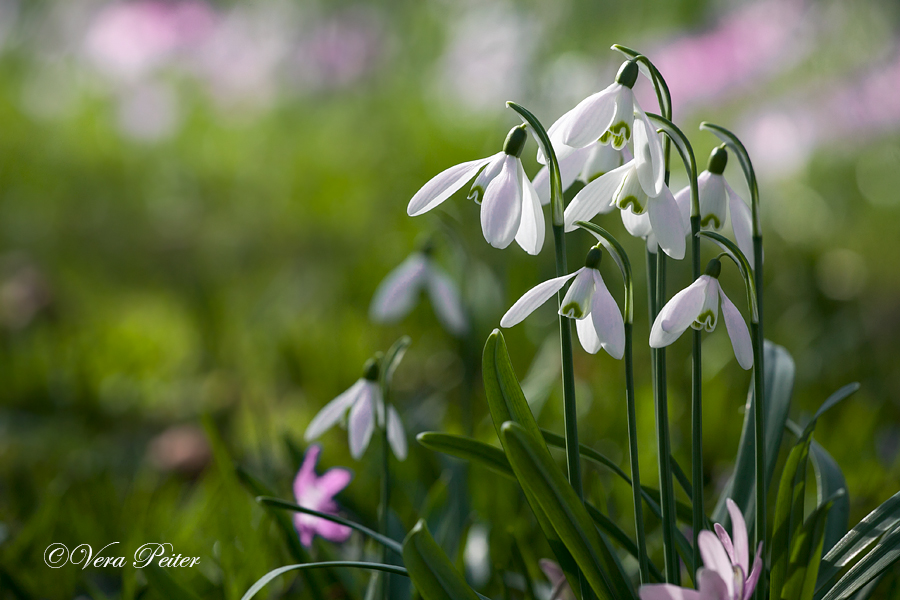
[407,125,544,254]
[500,248,624,359]
[649,259,753,370]
[547,60,644,152]
[369,247,467,336]
[675,146,755,267]
[532,142,623,205]
[563,110,683,259]
[304,359,407,460]
[620,207,659,254]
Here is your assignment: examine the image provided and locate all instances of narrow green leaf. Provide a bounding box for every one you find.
[255,496,403,555]
[782,491,841,600]
[482,330,580,593]
[820,525,900,600]
[416,432,515,479]
[501,421,637,600]
[809,442,850,555]
[771,434,813,599]
[817,491,900,591]
[241,562,409,600]
[584,503,665,583]
[714,341,795,527]
[801,383,860,438]
[403,520,480,600]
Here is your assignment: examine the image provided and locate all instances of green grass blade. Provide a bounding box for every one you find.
[819,525,900,600]
[771,434,813,599]
[782,491,841,600]
[241,562,409,600]
[584,503,665,583]
[402,520,480,600]
[416,432,515,479]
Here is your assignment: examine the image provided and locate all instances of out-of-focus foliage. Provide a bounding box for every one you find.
[0,0,899,598]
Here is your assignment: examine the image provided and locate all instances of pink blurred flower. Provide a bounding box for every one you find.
[293,445,353,548]
[84,0,215,80]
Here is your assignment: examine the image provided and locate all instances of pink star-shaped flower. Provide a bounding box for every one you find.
[293,445,353,547]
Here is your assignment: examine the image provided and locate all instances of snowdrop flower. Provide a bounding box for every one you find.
[620,207,659,254]
[548,60,644,152]
[649,259,752,369]
[501,248,624,359]
[293,445,353,547]
[369,244,467,336]
[563,117,684,259]
[304,359,408,460]
[539,559,574,600]
[676,146,754,267]
[639,499,762,600]
[532,142,623,205]
[407,125,544,254]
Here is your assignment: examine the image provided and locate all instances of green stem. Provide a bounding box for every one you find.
[625,323,650,584]
[751,320,766,600]
[690,212,703,578]
[380,418,391,600]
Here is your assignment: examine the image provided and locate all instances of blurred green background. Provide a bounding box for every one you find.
[1,0,900,598]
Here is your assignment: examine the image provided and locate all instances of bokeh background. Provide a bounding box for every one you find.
[1,0,899,598]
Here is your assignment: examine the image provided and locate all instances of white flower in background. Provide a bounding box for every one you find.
[369,245,467,336]
[563,117,684,259]
[547,60,644,152]
[501,248,624,359]
[304,359,407,460]
[676,146,755,267]
[407,125,544,255]
[532,143,623,205]
[649,259,752,369]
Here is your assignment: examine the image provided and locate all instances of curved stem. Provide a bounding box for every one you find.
[508,100,587,599]
[256,497,403,555]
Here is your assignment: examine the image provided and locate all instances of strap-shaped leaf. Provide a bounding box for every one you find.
[782,491,842,600]
[242,562,409,600]
[482,330,581,594]
[819,524,900,600]
[416,432,515,479]
[714,341,795,527]
[500,421,637,600]
[809,442,850,555]
[403,520,480,600]
[771,433,813,599]
[817,491,900,591]
[802,383,860,439]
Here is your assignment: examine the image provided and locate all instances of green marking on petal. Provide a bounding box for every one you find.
[585,170,606,183]
[561,303,585,319]
[616,195,644,214]
[468,186,485,205]
[606,121,631,151]
[700,214,722,229]
[599,131,611,145]
[691,310,717,332]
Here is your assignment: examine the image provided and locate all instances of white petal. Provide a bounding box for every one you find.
[481,155,523,249]
[558,268,595,320]
[674,184,692,230]
[698,171,726,230]
[726,182,755,269]
[305,379,365,441]
[575,313,602,354]
[604,87,634,150]
[468,153,506,204]
[408,155,494,216]
[558,84,620,149]
[534,145,592,205]
[591,271,625,360]
[579,143,623,183]
[500,271,578,328]
[695,278,721,332]
[515,161,545,255]
[621,206,652,238]
[719,287,753,370]
[563,162,630,231]
[369,254,428,323]
[648,187,686,260]
[613,166,648,214]
[426,266,468,336]
[639,584,702,600]
[386,404,407,461]
[646,231,658,253]
[633,101,665,197]
[348,383,377,459]
[649,276,709,347]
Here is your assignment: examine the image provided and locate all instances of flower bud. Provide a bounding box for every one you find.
[503,126,527,157]
[584,247,603,270]
[362,357,381,381]
[615,60,639,89]
[707,145,728,175]
[704,258,722,278]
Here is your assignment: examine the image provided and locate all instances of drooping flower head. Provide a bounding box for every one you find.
[649,258,753,369]
[640,499,762,600]
[676,146,755,267]
[501,247,624,359]
[293,445,353,548]
[304,357,408,460]
[407,125,545,255]
[369,239,467,336]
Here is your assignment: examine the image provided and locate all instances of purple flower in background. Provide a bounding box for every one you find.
[293,445,353,547]
[640,499,762,600]
[539,559,574,600]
